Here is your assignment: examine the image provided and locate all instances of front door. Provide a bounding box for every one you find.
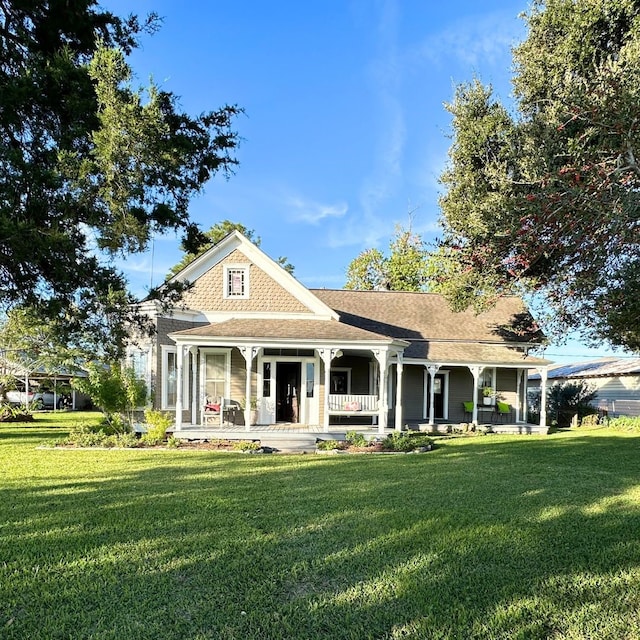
[428,374,445,419]
[276,362,301,422]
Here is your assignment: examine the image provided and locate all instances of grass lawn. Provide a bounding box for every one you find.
[2,414,640,639]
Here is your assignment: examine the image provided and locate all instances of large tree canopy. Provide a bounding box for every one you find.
[428,0,640,352]
[345,223,428,291]
[0,1,241,358]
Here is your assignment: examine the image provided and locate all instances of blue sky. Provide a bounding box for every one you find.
[101,0,626,363]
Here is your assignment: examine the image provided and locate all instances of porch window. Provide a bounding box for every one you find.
[161,347,189,409]
[479,368,496,403]
[330,369,351,394]
[127,346,151,404]
[204,353,227,402]
[224,264,249,298]
[263,362,271,397]
[306,363,315,397]
[162,348,178,409]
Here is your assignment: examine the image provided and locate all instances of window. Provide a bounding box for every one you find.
[162,349,178,409]
[224,264,249,298]
[306,363,315,398]
[263,362,271,397]
[127,347,151,404]
[161,346,190,409]
[330,369,351,394]
[204,352,227,402]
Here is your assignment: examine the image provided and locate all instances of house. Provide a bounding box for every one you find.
[529,358,640,417]
[129,231,551,436]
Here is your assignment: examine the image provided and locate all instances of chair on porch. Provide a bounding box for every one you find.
[495,401,511,422]
[203,398,239,426]
[463,401,474,422]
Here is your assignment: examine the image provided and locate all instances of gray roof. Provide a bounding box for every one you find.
[171,289,550,366]
[171,318,402,344]
[311,289,544,343]
[530,357,640,380]
[312,289,549,366]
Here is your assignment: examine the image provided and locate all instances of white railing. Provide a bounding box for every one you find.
[328,394,379,414]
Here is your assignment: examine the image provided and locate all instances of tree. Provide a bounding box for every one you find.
[168,220,261,277]
[74,363,147,431]
[547,381,597,428]
[168,220,294,278]
[0,1,241,358]
[429,0,640,352]
[345,223,428,291]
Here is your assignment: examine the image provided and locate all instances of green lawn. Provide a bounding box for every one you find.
[2,414,640,639]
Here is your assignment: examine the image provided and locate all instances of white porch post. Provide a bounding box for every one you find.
[318,348,342,432]
[175,344,185,431]
[427,364,441,426]
[469,365,483,426]
[515,368,522,423]
[539,367,548,430]
[190,347,198,425]
[394,354,404,432]
[522,369,529,423]
[374,350,389,434]
[239,346,258,431]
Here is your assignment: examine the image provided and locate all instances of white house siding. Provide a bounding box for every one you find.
[590,376,640,403]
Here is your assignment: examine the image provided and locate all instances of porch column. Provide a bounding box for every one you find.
[374,350,389,434]
[190,347,198,425]
[427,364,441,426]
[318,348,342,432]
[522,369,529,423]
[239,346,258,431]
[539,367,548,430]
[394,354,404,431]
[469,365,483,426]
[175,344,186,431]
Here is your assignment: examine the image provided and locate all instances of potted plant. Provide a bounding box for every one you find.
[482,387,494,405]
[241,396,259,425]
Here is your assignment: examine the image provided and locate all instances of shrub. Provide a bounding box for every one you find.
[580,413,601,427]
[345,430,367,447]
[61,423,110,447]
[381,431,433,452]
[0,402,33,422]
[609,416,640,432]
[316,439,344,450]
[166,435,179,448]
[73,363,146,431]
[141,409,173,445]
[231,439,261,451]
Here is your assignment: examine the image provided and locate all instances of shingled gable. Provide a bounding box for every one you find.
[168,230,338,320]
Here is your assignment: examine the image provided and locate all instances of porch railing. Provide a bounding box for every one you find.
[328,394,379,414]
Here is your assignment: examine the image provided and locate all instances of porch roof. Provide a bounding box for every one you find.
[406,341,550,366]
[170,317,406,346]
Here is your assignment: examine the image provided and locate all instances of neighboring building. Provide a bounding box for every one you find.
[129,231,551,435]
[529,358,640,417]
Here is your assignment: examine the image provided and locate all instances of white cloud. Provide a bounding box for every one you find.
[410,11,524,70]
[286,196,349,225]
